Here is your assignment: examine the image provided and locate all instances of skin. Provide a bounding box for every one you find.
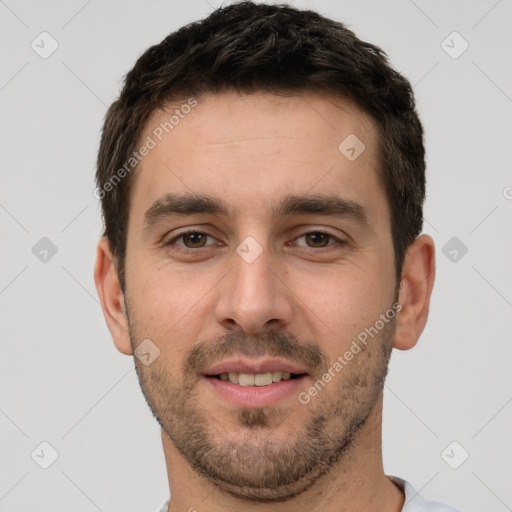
[94,90,435,512]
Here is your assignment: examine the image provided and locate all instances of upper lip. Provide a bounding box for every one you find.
[203,357,308,376]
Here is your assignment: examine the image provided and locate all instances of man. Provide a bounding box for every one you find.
[94,2,458,511]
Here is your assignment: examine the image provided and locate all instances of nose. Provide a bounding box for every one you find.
[213,242,293,334]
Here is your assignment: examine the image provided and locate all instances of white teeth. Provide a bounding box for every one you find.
[238,373,255,386]
[254,372,273,386]
[272,371,283,382]
[219,371,297,386]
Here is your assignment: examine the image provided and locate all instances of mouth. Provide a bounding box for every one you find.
[201,357,310,408]
[207,371,305,387]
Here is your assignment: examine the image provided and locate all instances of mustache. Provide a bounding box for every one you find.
[183,329,329,378]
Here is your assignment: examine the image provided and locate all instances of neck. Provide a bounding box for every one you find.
[161,396,404,512]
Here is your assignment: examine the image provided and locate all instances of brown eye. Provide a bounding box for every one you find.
[165,231,217,250]
[304,232,331,247]
[181,232,208,248]
[291,230,347,250]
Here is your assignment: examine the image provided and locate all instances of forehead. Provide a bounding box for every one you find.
[143,90,376,157]
[129,90,385,224]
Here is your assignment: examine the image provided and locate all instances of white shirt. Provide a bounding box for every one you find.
[389,476,460,511]
[156,475,460,511]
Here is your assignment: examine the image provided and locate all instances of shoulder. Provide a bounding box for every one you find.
[156,499,169,512]
[388,475,461,512]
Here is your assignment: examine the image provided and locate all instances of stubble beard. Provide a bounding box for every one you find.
[130,318,395,502]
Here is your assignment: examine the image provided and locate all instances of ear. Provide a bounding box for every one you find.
[393,234,436,351]
[94,237,133,355]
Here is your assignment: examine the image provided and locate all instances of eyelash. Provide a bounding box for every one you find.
[163,229,346,252]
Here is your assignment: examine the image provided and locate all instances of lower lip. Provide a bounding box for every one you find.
[203,376,307,408]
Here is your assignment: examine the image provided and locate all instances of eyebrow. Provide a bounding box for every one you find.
[143,192,371,230]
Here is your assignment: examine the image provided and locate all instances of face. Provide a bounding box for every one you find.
[124,91,398,501]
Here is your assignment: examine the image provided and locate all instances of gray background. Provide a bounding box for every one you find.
[1,0,511,511]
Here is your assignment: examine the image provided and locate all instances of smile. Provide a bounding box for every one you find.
[212,371,302,386]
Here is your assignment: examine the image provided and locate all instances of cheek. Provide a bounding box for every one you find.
[126,259,218,354]
[290,265,392,351]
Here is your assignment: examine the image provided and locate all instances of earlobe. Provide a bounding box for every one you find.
[393,234,436,351]
[93,238,133,355]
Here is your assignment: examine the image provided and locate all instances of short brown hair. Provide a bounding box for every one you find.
[96,1,426,290]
